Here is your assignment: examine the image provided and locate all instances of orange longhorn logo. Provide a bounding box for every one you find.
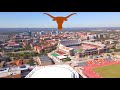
[44,13,76,30]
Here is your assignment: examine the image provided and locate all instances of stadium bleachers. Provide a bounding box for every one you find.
[86,59,107,66]
[60,40,81,46]
[77,62,87,67]
[56,50,66,55]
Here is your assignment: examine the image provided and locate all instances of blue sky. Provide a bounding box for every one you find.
[0,12,120,28]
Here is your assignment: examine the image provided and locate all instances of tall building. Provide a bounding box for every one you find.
[100,34,104,38]
[87,34,97,40]
[96,34,99,39]
[28,31,32,37]
[39,31,46,35]
[51,29,58,35]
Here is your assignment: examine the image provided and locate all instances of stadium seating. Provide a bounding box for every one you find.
[60,40,81,46]
[56,50,66,55]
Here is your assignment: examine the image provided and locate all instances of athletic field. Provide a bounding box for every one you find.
[93,64,120,78]
[52,53,59,57]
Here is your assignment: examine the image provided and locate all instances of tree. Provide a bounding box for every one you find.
[111,53,115,56]
[66,56,71,61]
[62,56,71,62]
[0,49,3,52]
[27,60,35,66]
[114,49,120,52]
[107,50,113,53]
[24,45,31,50]
[114,41,118,45]
[6,57,12,62]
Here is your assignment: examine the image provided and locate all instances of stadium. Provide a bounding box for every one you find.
[57,39,108,58]
[48,39,109,63]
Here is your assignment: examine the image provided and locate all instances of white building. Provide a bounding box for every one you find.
[25,65,80,78]
[0,68,21,78]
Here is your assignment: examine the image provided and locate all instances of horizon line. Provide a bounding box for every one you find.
[0,27,120,28]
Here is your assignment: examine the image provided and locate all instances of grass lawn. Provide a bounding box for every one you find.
[93,64,120,78]
[75,49,83,53]
[52,53,59,57]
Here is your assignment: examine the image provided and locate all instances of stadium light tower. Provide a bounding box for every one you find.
[43,13,77,36]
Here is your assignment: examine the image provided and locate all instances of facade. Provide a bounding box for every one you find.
[0,69,21,78]
[116,43,120,49]
[4,46,13,52]
[33,46,42,54]
[58,40,108,58]
[39,31,46,35]
[58,43,74,56]
[28,31,32,37]
[51,29,58,35]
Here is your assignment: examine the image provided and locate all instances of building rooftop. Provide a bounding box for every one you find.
[82,41,106,48]
[25,65,79,78]
[39,56,53,62]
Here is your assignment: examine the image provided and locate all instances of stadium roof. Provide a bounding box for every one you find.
[39,56,52,62]
[60,39,81,46]
[25,65,79,78]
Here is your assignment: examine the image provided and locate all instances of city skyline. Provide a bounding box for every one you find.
[0,12,120,28]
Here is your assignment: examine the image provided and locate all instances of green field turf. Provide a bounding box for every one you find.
[52,53,59,57]
[93,64,120,78]
[74,49,83,53]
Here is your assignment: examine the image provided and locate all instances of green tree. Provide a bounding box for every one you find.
[0,49,3,52]
[27,60,35,66]
[62,56,71,62]
[24,45,31,50]
[66,56,71,61]
[114,41,118,44]
[114,49,120,52]
[6,57,12,62]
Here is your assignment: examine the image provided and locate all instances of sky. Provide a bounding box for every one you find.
[0,12,120,28]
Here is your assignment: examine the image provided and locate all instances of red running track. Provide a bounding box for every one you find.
[82,60,120,78]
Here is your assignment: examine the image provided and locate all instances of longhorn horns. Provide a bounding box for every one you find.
[44,13,77,19]
[65,13,77,18]
[43,13,55,18]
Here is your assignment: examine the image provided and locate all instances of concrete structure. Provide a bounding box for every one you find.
[35,56,54,66]
[58,43,74,56]
[0,64,30,78]
[0,68,21,78]
[25,65,80,78]
[116,44,120,49]
[58,40,108,58]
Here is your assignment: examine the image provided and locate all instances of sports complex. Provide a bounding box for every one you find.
[47,39,120,78]
[80,59,120,78]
